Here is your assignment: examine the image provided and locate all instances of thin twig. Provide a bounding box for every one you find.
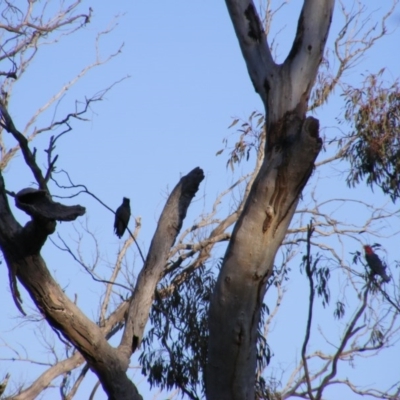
[301,222,316,400]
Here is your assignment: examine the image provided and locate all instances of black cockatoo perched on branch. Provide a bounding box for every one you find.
[364,245,390,283]
[114,197,131,238]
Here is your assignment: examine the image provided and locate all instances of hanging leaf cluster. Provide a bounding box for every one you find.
[342,72,400,201]
[140,256,275,398]
[139,263,215,399]
[217,111,265,171]
[255,302,274,399]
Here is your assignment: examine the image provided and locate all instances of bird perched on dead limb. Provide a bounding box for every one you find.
[364,245,390,283]
[114,197,130,238]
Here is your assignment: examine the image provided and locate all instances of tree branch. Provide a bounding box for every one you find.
[314,282,371,399]
[119,167,204,358]
[225,0,276,99]
[286,0,335,89]
[301,223,316,400]
[0,102,48,190]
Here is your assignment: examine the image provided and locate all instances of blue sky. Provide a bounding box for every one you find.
[1,1,400,399]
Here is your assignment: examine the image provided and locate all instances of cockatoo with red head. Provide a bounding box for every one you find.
[363,245,390,283]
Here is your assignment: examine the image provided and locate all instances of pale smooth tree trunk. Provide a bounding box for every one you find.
[206,1,335,399]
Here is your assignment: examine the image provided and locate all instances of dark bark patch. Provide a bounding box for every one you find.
[262,206,273,233]
[244,4,263,43]
[15,187,85,221]
[132,335,139,352]
[264,78,270,96]
[275,117,322,232]
[306,117,320,139]
[269,167,288,230]
[262,213,271,233]
[21,219,56,253]
[264,114,322,236]
[267,111,302,149]
[235,325,244,345]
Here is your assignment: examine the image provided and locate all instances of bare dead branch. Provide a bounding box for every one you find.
[0,101,47,190]
[51,233,132,292]
[13,296,132,400]
[314,282,371,399]
[64,364,90,400]
[309,0,399,111]
[100,227,140,326]
[119,167,205,357]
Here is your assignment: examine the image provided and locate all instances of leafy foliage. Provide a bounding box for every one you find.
[140,257,275,399]
[314,265,330,307]
[300,250,331,308]
[343,72,400,201]
[370,327,384,347]
[333,301,345,320]
[140,263,215,399]
[256,376,282,400]
[217,111,265,171]
[256,301,272,378]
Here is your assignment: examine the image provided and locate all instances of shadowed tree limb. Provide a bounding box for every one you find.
[0,102,48,191]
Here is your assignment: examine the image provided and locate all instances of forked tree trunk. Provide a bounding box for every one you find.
[206,1,335,399]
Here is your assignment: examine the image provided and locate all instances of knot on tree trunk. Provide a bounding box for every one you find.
[15,188,86,222]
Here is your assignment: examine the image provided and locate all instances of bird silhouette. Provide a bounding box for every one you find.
[114,197,131,238]
[364,245,390,283]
